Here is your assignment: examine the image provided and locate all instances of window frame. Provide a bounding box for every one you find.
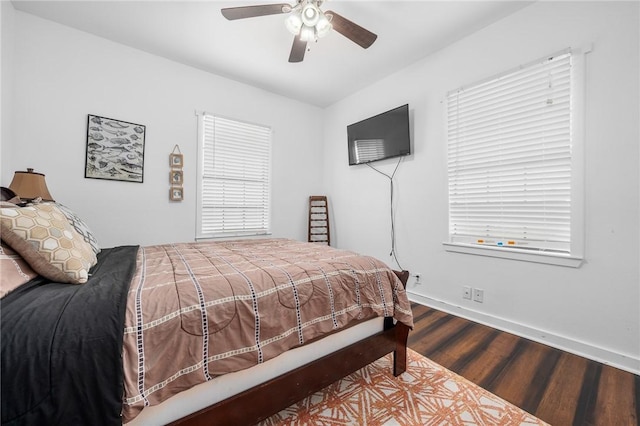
[443,48,588,267]
[196,112,272,240]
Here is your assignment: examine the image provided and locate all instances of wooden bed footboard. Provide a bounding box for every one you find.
[170,270,411,426]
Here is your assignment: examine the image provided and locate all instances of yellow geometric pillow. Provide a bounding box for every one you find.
[0,204,97,284]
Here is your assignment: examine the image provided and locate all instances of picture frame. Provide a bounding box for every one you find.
[170,187,184,201]
[170,153,184,168]
[170,170,183,185]
[85,114,146,183]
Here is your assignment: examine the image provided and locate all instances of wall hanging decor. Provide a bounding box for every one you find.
[170,152,184,168]
[170,170,183,186]
[170,186,184,201]
[85,114,146,183]
[169,145,184,202]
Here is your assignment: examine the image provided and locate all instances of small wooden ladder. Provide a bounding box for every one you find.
[308,196,330,245]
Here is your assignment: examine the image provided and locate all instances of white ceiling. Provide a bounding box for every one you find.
[11,0,533,107]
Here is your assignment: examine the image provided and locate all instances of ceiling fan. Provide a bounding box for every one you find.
[221,1,377,63]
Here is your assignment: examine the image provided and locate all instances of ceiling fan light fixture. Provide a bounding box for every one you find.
[299,25,316,42]
[301,3,320,27]
[285,13,302,35]
[221,1,378,63]
[315,14,332,38]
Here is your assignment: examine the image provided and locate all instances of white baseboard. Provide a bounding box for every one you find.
[407,291,640,376]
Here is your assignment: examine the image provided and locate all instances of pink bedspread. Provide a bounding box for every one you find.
[121,239,413,422]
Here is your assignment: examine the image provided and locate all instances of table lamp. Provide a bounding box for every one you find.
[8,168,54,202]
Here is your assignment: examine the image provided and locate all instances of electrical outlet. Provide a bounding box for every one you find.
[473,288,484,303]
[463,286,472,300]
[415,273,422,285]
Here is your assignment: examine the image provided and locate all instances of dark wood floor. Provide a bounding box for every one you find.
[407,303,639,426]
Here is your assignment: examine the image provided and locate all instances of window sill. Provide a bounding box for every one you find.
[442,242,583,268]
[196,232,272,241]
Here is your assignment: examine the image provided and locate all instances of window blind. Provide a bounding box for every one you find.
[199,114,271,238]
[447,51,572,253]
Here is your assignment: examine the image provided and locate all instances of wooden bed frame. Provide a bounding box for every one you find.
[170,270,411,426]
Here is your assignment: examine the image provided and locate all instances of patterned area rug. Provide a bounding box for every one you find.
[260,349,548,426]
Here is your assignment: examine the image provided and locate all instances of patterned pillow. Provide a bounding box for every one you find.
[0,242,38,298]
[51,203,101,254]
[0,204,97,284]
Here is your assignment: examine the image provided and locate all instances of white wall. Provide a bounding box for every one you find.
[1,9,324,247]
[323,1,639,373]
[1,1,16,179]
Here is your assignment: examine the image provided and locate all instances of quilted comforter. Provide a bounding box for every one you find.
[121,239,413,422]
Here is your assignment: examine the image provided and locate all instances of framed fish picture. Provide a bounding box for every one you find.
[85,114,146,183]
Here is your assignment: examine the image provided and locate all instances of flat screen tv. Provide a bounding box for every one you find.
[347,104,411,166]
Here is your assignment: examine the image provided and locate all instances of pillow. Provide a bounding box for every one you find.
[49,203,101,254]
[0,187,21,204]
[0,204,97,284]
[0,242,38,298]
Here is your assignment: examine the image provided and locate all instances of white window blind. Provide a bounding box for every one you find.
[447,51,573,254]
[197,114,271,238]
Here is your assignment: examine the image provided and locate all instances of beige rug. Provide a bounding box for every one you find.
[260,349,548,426]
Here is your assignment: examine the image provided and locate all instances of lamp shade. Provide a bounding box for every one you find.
[8,168,54,201]
[285,14,302,35]
[315,14,332,38]
[300,25,316,42]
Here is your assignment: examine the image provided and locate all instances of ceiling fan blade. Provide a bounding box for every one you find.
[325,10,377,49]
[221,3,292,20]
[289,35,307,63]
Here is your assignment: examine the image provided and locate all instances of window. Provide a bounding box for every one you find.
[197,113,271,239]
[445,49,584,267]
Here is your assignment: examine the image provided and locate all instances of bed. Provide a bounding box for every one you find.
[1,201,413,426]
